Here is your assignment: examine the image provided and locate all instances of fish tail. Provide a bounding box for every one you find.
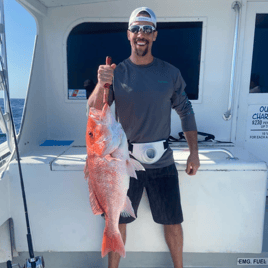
[101,229,126,258]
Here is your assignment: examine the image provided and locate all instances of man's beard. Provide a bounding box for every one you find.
[135,45,149,57]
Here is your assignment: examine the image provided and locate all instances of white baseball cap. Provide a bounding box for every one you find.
[128,7,157,28]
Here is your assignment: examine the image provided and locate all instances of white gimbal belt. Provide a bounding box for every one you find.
[128,140,169,164]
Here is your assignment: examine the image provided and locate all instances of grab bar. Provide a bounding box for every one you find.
[223,1,242,121]
[183,148,238,160]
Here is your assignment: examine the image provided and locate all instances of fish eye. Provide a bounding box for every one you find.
[88,132,93,137]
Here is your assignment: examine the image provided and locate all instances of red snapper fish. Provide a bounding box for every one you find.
[84,103,144,258]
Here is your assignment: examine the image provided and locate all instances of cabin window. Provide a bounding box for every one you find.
[249,14,268,94]
[67,21,203,100]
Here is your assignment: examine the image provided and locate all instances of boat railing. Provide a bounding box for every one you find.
[182,148,238,160]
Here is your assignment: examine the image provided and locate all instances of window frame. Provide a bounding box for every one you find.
[63,17,207,104]
[248,13,268,96]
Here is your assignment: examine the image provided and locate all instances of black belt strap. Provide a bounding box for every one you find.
[164,140,169,149]
[178,131,215,141]
[128,140,169,153]
[128,141,133,153]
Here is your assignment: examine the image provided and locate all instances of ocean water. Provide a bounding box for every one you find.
[0,98,25,144]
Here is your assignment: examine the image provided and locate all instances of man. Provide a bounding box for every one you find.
[87,7,200,268]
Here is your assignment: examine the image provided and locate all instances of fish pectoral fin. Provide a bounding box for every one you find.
[105,154,122,162]
[130,158,145,171]
[126,158,145,179]
[105,155,114,162]
[126,160,137,179]
[120,196,136,218]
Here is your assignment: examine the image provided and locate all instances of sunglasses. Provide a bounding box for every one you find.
[128,25,156,34]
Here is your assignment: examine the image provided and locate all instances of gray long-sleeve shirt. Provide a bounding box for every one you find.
[105,57,197,169]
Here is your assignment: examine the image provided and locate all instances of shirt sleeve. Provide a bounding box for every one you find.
[171,70,197,132]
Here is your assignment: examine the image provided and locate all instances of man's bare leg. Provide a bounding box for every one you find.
[108,223,127,268]
[164,223,183,268]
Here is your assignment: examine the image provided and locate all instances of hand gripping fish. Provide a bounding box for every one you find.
[84,103,144,258]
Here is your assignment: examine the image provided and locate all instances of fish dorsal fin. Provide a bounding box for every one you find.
[120,196,136,218]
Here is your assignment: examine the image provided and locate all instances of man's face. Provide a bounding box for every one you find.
[127,16,158,57]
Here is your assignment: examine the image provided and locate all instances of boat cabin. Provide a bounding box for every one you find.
[0,0,268,267]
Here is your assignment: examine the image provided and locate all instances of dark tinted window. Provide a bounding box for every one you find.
[67,21,203,100]
[250,14,268,93]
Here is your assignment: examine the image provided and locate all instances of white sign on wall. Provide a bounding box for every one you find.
[247,105,268,141]
[237,258,268,265]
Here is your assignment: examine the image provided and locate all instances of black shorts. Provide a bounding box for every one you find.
[102,163,183,225]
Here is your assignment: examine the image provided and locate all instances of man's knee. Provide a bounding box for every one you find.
[164,223,183,235]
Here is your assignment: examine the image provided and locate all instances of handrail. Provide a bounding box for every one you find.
[223,1,242,121]
[182,148,238,160]
[199,148,237,159]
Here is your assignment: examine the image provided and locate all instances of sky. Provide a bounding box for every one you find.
[4,0,36,99]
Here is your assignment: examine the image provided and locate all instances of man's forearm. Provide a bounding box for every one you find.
[184,130,200,175]
[184,130,198,154]
[87,83,105,111]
